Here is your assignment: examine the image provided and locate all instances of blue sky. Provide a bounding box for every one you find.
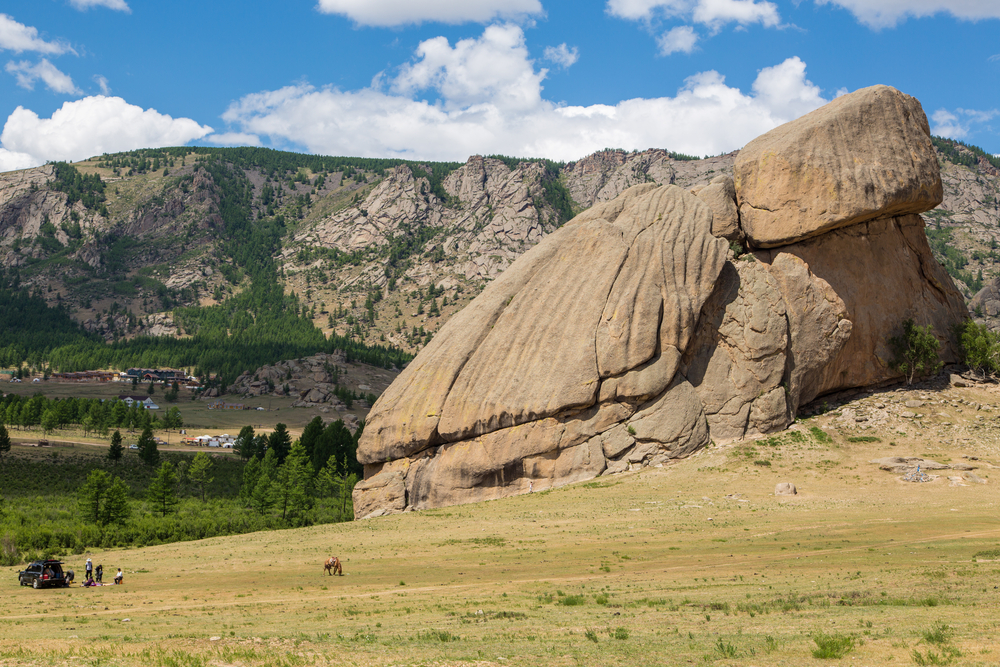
[1,0,998,171]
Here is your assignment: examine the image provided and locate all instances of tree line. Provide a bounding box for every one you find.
[0,392,182,438]
[0,416,362,566]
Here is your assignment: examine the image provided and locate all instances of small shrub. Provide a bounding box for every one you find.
[418,630,458,642]
[558,595,586,606]
[612,627,629,640]
[811,632,856,659]
[912,646,961,665]
[809,426,832,444]
[846,436,881,443]
[922,622,951,645]
[753,459,772,467]
[585,629,599,643]
[715,638,738,658]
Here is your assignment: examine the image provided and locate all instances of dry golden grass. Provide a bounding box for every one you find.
[3,382,1000,665]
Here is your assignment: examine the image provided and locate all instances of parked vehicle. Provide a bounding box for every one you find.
[18,560,72,588]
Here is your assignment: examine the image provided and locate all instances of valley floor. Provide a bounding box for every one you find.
[3,377,1000,666]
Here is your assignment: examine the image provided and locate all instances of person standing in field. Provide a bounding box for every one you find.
[95,564,103,583]
[85,557,93,580]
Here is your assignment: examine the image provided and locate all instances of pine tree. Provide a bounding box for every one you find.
[0,423,10,462]
[268,423,292,464]
[188,452,214,502]
[271,442,313,522]
[299,416,325,463]
[234,425,256,461]
[79,469,112,523]
[101,478,131,524]
[136,426,159,466]
[146,461,179,517]
[238,454,261,506]
[108,429,124,463]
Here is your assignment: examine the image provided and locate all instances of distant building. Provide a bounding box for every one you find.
[122,368,186,383]
[117,395,160,410]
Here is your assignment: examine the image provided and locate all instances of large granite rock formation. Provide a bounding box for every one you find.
[353,85,968,519]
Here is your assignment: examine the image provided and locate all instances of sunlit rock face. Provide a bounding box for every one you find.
[354,85,967,519]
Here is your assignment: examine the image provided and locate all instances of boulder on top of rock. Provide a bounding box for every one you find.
[734,85,942,248]
[353,85,969,519]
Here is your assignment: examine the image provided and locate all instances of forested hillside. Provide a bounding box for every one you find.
[0,140,995,390]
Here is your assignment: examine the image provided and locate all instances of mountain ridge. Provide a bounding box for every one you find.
[0,139,996,385]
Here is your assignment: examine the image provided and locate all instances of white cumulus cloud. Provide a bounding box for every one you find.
[931,107,999,140]
[814,0,1000,28]
[68,0,131,12]
[607,0,780,27]
[608,0,780,55]
[315,0,542,27]
[0,13,72,55]
[0,147,36,173]
[693,0,780,29]
[392,24,546,112]
[6,58,81,94]
[0,96,213,172]
[206,132,263,147]
[750,55,825,120]
[658,25,698,54]
[218,26,829,163]
[543,43,579,68]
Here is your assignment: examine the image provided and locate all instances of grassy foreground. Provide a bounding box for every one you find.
[3,389,1000,666]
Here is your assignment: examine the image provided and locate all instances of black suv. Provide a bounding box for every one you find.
[18,560,72,588]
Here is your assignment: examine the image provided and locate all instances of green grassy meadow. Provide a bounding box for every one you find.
[3,398,1000,666]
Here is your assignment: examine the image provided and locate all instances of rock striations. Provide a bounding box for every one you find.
[353,85,969,519]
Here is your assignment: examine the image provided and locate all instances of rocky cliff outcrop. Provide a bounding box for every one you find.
[353,85,969,519]
[291,158,553,286]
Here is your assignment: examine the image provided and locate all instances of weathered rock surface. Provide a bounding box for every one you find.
[357,184,728,515]
[755,214,967,407]
[692,175,740,241]
[354,86,970,519]
[734,85,942,248]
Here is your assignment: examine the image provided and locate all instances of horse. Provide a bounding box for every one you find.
[324,556,342,576]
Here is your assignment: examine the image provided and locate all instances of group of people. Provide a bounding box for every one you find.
[83,557,123,587]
